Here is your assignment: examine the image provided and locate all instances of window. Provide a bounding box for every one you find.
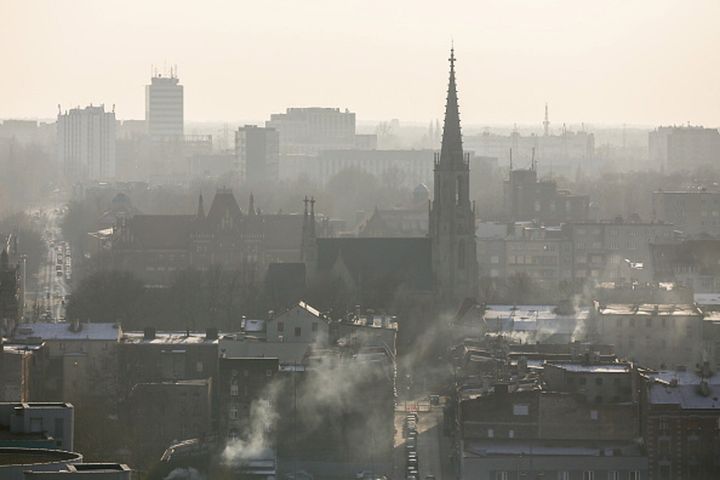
[277,321,284,333]
[629,472,640,480]
[196,361,204,373]
[495,473,508,480]
[590,410,599,420]
[513,404,529,416]
[583,471,594,480]
[487,428,494,438]
[508,429,514,438]
[229,406,239,420]
[294,327,302,337]
[230,381,239,396]
[607,471,619,480]
[558,472,569,480]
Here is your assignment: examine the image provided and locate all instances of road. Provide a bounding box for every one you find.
[27,205,71,322]
[393,401,451,480]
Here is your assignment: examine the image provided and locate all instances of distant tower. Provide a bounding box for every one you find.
[543,103,550,137]
[146,69,184,140]
[428,48,478,304]
[301,196,318,273]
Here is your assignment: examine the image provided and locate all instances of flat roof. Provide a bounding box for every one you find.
[464,440,644,457]
[0,447,82,466]
[13,323,120,341]
[546,363,630,374]
[597,304,699,316]
[120,331,219,345]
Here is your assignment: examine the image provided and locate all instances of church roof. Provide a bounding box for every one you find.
[316,237,433,291]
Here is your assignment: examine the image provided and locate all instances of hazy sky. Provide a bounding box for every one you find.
[2,0,719,126]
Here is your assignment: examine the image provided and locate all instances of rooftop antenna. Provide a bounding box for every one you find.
[543,102,550,136]
[509,148,513,171]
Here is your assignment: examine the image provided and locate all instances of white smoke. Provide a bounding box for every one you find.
[222,381,281,466]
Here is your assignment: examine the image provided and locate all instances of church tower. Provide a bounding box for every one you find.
[429,48,478,304]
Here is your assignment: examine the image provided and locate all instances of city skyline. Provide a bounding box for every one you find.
[2,0,720,125]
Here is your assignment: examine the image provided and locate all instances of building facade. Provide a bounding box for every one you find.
[57,105,116,181]
[145,72,184,140]
[266,107,357,156]
[235,125,280,184]
[652,189,720,237]
[649,126,720,172]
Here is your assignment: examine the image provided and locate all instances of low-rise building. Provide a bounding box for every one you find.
[265,301,330,345]
[591,303,705,369]
[641,367,720,479]
[0,403,74,451]
[118,328,218,399]
[11,323,120,403]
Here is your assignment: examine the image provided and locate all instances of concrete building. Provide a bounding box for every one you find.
[125,379,212,466]
[591,303,705,369]
[235,125,280,184]
[641,368,720,479]
[266,107,357,156]
[117,328,218,399]
[0,403,74,451]
[217,357,278,440]
[649,125,720,171]
[0,448,83,480]
[11,323,120,403]
[650,239,720,293]
[0,239,22,337]
[652,188,720,237]
[464,128,595,176]
[503,167,589,223]
[564,219,677,283]
[57,105,116,181]
[24,463,131,480]
[145,71,183,140]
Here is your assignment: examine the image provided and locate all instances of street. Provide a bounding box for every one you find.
[393,400,452,480]
[27,205,71,323]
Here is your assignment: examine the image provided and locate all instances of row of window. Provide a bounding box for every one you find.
[494,471,640,480]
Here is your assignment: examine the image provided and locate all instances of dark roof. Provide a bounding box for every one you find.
[206,190,243,227]
[127,215,194,249]
[261,214,305,252]
[317,237,433,291]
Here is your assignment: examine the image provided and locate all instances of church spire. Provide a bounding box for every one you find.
[439,46,464,166]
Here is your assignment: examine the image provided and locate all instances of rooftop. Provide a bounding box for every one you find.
[597,303,700,316]
[0,447,82,466]
[120,331,219,345]
[12,323,120,341]
[647,370,720,409]
[545,363,631,374]
[464,440,644,458]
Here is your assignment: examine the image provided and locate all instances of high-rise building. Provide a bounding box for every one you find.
[235,125,280,184]
[266,107,356,155]
[145,70,184,140]
[57,104,116,181]
[649,125,720,171]
[429,48,479,304]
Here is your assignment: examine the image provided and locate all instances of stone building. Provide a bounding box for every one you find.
[590,303,705,369]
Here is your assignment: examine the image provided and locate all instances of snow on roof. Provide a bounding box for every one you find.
[120,331,218,344]
[598,304,700,316]
[546,363,630,374]
[13,322,120,341]
[694,293,720,305]
[648,371,720,409]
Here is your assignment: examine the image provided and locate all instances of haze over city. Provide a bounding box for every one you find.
[2,2,720,480]
[3,0,720,125]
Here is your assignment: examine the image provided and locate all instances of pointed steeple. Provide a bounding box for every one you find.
[197,194,205,219]
[439,46,464,166]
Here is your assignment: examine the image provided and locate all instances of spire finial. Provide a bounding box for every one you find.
[439,45,463,166]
